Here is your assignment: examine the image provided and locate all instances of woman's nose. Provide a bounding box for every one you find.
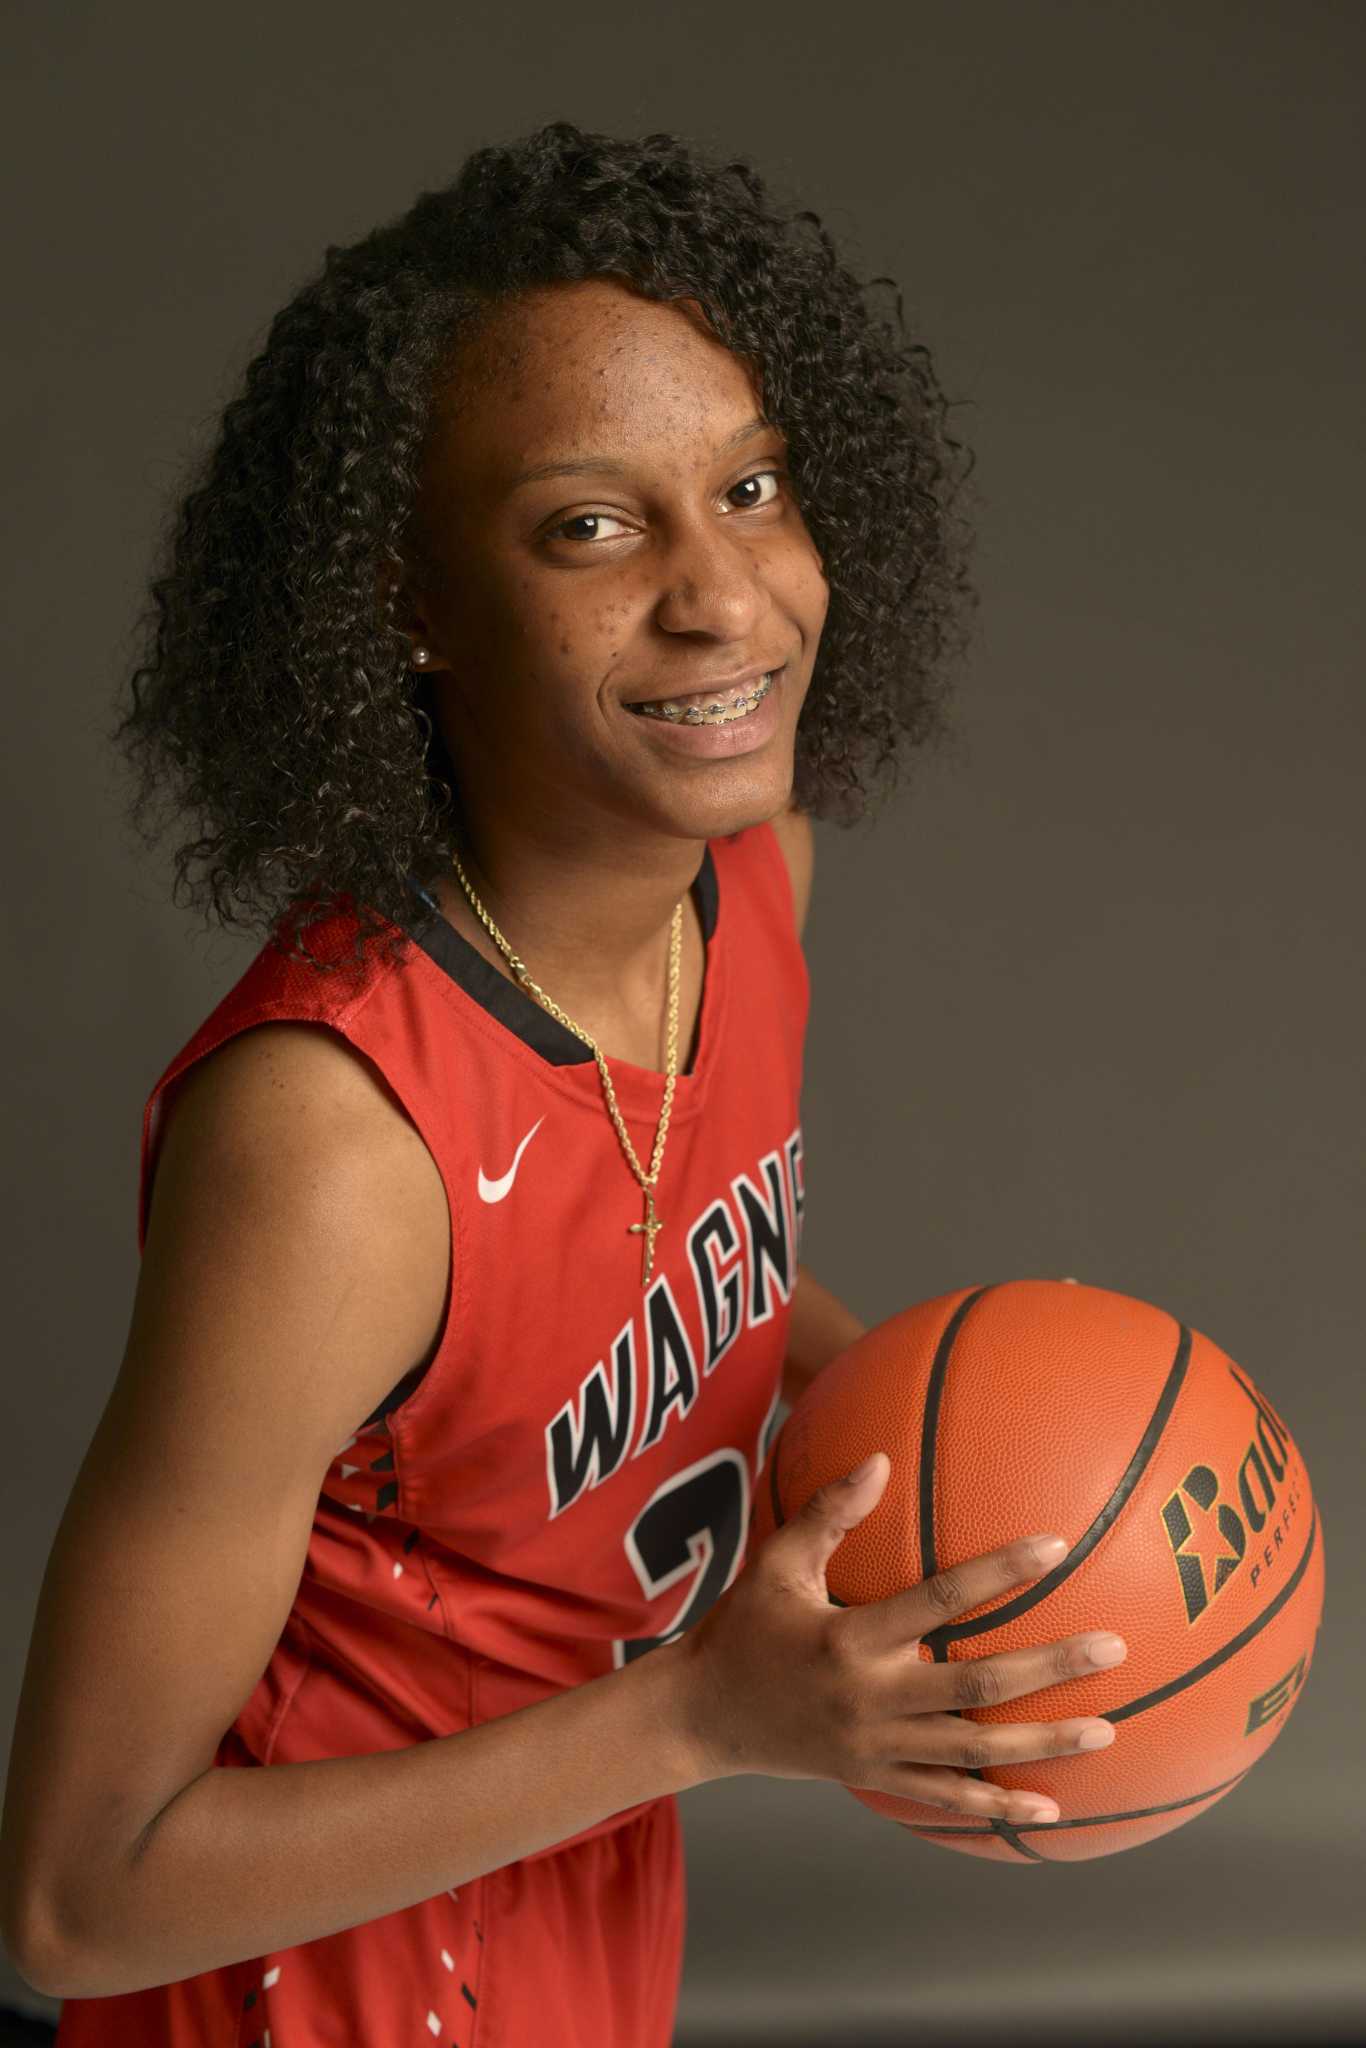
[652,521,768,640]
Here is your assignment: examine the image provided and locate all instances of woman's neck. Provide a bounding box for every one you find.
[433,818,708,1025]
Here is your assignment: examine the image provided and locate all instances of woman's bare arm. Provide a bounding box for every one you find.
[0,1020,707,1999]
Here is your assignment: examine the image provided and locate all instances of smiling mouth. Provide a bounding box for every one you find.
[627,670,778,725]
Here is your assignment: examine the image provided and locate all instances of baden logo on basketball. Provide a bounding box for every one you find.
[1161,1368,1293,1626]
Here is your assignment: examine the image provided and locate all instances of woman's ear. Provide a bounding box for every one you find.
[376,556,451,674]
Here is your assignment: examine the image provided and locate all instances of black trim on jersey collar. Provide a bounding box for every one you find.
[399,846,718,1069]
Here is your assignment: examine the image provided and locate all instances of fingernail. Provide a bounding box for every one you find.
[844,1453,880,1485]
[1088,1634,1127,1665]
[1078,1723,1115,1749]
[1024,1800,1059,1823]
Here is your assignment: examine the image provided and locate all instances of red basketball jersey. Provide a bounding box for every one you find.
[136,818,807,1855]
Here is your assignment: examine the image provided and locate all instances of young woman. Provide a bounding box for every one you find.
[3,121,1123,2046]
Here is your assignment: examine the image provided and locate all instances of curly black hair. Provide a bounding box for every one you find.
[111,120,978,972]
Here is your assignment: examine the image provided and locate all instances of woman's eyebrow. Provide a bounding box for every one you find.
[506,415,776,492]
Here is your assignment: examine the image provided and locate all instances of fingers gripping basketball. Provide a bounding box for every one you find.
[747,1279,1324,1862]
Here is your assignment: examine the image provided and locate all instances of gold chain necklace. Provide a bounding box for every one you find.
[449,847,684,1289]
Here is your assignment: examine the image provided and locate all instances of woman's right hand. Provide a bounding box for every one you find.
[673,1451,1128,1826]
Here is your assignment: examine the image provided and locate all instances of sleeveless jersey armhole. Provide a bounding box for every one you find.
[730,816,811,1008]
[752,813,802,938]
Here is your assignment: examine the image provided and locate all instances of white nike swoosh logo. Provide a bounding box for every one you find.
[477,1116,546,1204]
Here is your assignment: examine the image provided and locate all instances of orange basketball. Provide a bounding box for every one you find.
[749,1278,1325,1862]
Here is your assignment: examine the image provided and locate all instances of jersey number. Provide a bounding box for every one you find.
[613,1396,782,1668]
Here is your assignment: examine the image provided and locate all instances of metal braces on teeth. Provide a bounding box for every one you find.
[635,672,774,724]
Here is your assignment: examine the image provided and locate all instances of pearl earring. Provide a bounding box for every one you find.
[412,646,430,667]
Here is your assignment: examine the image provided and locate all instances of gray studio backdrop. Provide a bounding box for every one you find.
[4,3,1362,2041]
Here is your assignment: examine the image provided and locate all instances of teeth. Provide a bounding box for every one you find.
[632,672,775,725]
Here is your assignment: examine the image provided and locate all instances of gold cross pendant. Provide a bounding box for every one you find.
[628,1188,664,1288]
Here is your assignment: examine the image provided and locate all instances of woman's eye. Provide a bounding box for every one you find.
[546,510,631,542]
[726,468,785,510]
[545,469,786,545]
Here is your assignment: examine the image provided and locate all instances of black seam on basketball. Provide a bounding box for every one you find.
[920,1286,996,1658]
[994,1823,1044,1859]
[901,1765,1252,1836]
[1027,1765,1252,1831]
[903,1803,1044,1855]
[768,1286,998,1613]
[923,1320,1193,1653]
[900,1823,995,1835]
[1103,1508,1317,1724]
[962,1744,1048,1859]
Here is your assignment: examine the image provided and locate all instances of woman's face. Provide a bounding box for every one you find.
[404,277,829,849]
